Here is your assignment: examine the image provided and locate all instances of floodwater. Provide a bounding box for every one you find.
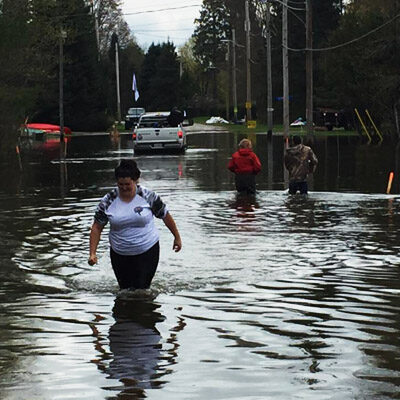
[0,129,400,399]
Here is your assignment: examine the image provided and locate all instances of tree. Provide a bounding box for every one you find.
[23,0,107,131]
[178,38,201,109]
[62,0,107,130]
[224,0,268,121]
[0,0,44,158]
[0,0,145,155]
[91,0,132,55]
[119,41,145,115]
[139,43,162,109]
[320,0,400,134]
[224,0,342,122]
[193,0,231,100]
[139,42,180,111]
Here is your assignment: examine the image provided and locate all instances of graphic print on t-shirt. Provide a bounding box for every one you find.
[134,206,143,215]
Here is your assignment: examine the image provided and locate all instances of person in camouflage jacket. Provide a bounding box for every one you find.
[284,135,318,195]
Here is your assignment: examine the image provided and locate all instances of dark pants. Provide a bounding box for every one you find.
[110,242,160,290]
[235,174,256,194]
[288,181,308,195]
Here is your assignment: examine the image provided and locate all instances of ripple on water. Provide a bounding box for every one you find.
[1,186,400,399]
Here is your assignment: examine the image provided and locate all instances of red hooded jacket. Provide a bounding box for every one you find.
[228,148,262,175]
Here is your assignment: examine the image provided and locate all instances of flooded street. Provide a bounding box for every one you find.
[1,130,400,399]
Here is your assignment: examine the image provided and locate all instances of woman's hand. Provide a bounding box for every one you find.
[173,236,182,252]
[162,212,182,252]
[172,237,182,253]
[88,254,98,266]
[89,222,104,266]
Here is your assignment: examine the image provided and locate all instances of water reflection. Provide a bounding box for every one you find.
[91,292,164,397]
[228,193,259,223]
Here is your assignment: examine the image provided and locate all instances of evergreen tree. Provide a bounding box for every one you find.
[139,43,162,110]
[193,0,231,100]
[0,0,32,158]
[62,0,107,130]
[139,42,180,111]
[119,41,145,115]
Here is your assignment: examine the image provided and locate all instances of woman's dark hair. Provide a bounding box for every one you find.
[115,159,141,180]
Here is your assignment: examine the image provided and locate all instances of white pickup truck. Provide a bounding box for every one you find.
[132,111,187,153]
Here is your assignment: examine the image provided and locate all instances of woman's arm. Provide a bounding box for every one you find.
[88,221,105,265]
[162,212,182,252]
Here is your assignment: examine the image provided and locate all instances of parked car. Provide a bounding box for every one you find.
[132,111,187,153]
[314,107,354,131]
[124,107,145,130]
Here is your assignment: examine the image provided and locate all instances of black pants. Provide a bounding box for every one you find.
[110,242,160,290]
[235,174,256,194]
[288,181,308,195]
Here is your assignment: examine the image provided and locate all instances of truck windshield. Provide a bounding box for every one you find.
[138,116,171,128]
[128,108,145,116]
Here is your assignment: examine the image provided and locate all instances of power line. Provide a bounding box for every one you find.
[123,4,201,16]
[134,28,194,32]
[128,16,197,29]
[4,4,201,20]
[273,0,305,11]
[285,12,400,52]
[134,32,189,41]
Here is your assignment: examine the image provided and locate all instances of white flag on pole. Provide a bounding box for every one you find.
[132,73,139,101]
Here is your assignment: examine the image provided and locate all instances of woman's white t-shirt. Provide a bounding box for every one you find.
[94,185,168,256]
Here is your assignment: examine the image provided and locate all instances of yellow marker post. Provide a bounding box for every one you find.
[386,171,394,194]
[354,108,372,144]
[365,109,383,143]
[247,120,256,129]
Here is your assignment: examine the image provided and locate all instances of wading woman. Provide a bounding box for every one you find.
[88,159,182,290]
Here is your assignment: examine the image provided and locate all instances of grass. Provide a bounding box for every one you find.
[193,116,359,136]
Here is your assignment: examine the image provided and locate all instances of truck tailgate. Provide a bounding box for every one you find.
[136,128,179,142]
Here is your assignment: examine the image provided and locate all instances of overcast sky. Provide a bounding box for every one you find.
[121,1,202,49]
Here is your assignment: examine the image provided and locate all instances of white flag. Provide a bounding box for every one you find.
[132,73,139,101]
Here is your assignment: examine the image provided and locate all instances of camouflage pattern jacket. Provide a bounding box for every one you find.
[284,144,318,182]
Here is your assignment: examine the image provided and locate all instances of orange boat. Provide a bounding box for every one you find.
[23,123,72,136]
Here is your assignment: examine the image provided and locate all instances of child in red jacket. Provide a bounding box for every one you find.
[228,138,262,194]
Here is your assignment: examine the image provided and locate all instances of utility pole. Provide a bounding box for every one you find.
[305,0,314,138]
[115,41,121,123]
[179,58,183,79]
[90,0,100,60]
[232,28,238,122]
[282,0,289,138]
[225,43,230,121]
[59,28,66,142]
[266,1,273,136]
[245,0,252,122]
[94,9,100,61]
